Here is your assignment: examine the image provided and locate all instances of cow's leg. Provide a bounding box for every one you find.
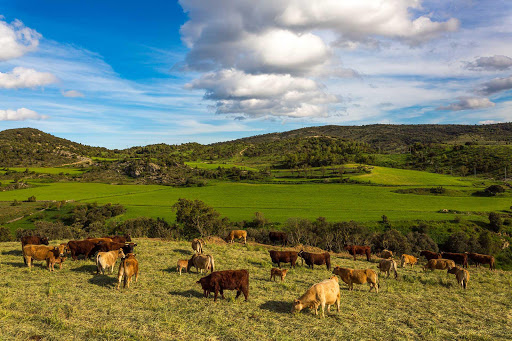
[220,289,225,299]
[236,290,241,299]
[214,289,219,301]
[116,266,124,290]
[244,237,246,244]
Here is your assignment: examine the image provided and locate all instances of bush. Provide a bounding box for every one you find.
[11,199,21,206]
[488,212,503,232]
[407,232,438,254]
[485,185,505,196]
[430,186,446,194]
[371,229,411,254]
[114,217,176,239]
[27,196,36,202]
[0,226,12,242]
[15,221,85,241]
[443,231,469,253]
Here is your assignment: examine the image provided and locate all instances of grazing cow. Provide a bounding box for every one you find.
[66,240,98,260]
[116,253,139,290]
[344,245,371,261]
[291,276,340,318]
[400,254,418,268]
[21,235,49,264]
[96,249,125,274]
[332,266,379,293]
[23,245,63,270]
[196,269,249,301]
[191,238,204,253]
[86,237,113,244]
[226,230,247,244]
[423,258,455,271]
[298,250,331,270]
[270,268,288,282]
[103,234,132,243]
[187,253,215,273]
[378,259,398,279]
[269,231,287,246]
[441,252,468,268]
[380,249,393,259]
[420,250,441,261]
[466,252,495,270]
[177,259,189,275]
[447,266,470,289]
[269,250,299,268]
[90,241,137,257]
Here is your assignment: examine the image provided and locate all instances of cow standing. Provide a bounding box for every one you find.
[116,253,139,290]
[226,230,247,244]
[298,250,331,270]
[196,269,249,301]
[467,252,495,270]
[344,245,371,261]
[269,250,298,268]
[269,231,287,246]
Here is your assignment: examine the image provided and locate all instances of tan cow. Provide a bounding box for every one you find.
[177,259,189,275]
[116,253,139,290]
[400,254,418,268]
[447,266,470,289]
[187,253,215,273]
[96,248,125,274]
[46,244,67,271]
[380,249,393,259]
[23,245,64,270]
[423,258,455,271]
[378,259,398,279]
[226,230,247,244]
[270,268,289,282]
[291,276,340,318]
[332,266,379,293]
[191,238,204,253]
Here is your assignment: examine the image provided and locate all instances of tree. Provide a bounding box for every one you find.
[172,198,224,237]
[484,185,505,196]
[488,212,503,232]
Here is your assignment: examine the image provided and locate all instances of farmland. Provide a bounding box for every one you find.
[0,239,510,340]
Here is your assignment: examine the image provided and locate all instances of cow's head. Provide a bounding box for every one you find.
[41,236,49,245]
[57,244,66,257]
[124,234,132,242]
[298,250,304,257]
[447,266,458,274]
[291,299,304,314]
[118,248,126,259]
[123,243,137,254]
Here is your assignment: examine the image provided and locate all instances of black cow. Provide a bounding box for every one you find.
[269,231,287,246]
[196,269,249,301]
[269,250,298,268]
[298,250,331,270]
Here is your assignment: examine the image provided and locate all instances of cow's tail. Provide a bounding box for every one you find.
[208,255,215,272]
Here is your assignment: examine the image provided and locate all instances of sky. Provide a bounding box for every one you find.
[1,0,512,148]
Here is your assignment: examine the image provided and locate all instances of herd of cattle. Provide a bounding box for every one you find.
[16,229,497,317]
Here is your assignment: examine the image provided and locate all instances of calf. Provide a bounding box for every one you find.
[96,249,125,274]
[177,259,189,275]
[441,252,468,268]
[196,269,249,301]
[298,250,331,270]
[378,259,398,279]
[380,249,393,259]
[270,268,288,282]
[467,252,495,270]
[187,253,215,273]
[291,276,340,318]
[400,254,418,268]
[45,245,67,271]
[269,231,287,246]
[226,230,247,244]
[420,250,441,261]
[116,253,139,290]
[447,266,470,289]
[191,238,204,253]
[269,250,298,268]
[332,266,379,292]
[344,245,371,261]
[67,240,98,260]
[423,258,455,271]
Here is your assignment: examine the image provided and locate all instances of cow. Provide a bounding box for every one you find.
[90,241,137,257]
[378,259,398,279]
[187,253,215,274]
[196,269,249,301]
[116,253,139,290]
[45,245,67,271]
[21,235,49,264]
[177,259,189,275]
[23,245,64,270]
[441,252,468,268]
[291,276,340,318]
[191,238,204,253]
[103,234,132,243]
[269,231,287,246]
[96,249,125,275]
[380,249,393,259]
[420,250,441,261]
[344,245,371,261]
[269,250,298,268]
[66,240,98,260]
[400,254,418,268]
[423,258,455,271]
[332,266,379,293]
[270,268,288,282]
[298,250,331,270]
[447,266,470,289]
[85,237,113,244]
[226,230,247,244]
[466,252,495,270]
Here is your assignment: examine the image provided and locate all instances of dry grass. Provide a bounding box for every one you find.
[0,239,511,340]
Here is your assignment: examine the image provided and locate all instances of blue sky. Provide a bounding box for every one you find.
[1,0,512,148]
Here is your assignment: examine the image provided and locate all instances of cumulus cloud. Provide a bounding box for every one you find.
[479,120,501,125]
[479,75,512,95]
[437,97,495,111]
[466,55,512,71]
[0,67,57,89]
[62,90,85,98]
[0,108,47,121]
[0,19,41,61]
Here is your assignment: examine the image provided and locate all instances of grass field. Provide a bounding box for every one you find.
[0,239,510,340]
[0,167,84,175]
[185,162,258,171]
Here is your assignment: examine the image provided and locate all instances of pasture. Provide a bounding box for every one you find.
[0,239,510,340]
[0,167,84,175]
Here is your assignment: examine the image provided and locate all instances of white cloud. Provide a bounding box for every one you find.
[0,108,47,121]
[0,19,40,61]
[0,67,57,89]
[479,75,512,95]
[62,90,85,98]
[466,55,512,71]
[479,120,502,125]
[437,97,495,111]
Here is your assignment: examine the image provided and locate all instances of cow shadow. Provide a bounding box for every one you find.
[174,249,191,255]
[259,300,290,314]
[4,261,27,268]
[88,274,118,287]
[168,290,203,298]
[2,249,22,256]
[71,264,97,273]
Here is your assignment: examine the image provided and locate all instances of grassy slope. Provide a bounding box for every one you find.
[1,167,84,175]
[185,162,258,171]
[0,239,510,340]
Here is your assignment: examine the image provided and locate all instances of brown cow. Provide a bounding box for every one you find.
[103,234,132,243]
[177,259,189,275]
[191,238,204,253]
[467,252,495,270]
[344,245,371,261]
[196,269,249,301]
[298,250,331,270]
[400,254,418,268]
[67,240,99,260]
[420,250,441,261]
[23,245,63,270]
[441,252,468,268]
[269,250,298,268]
[332,266,379,292]
[90,241,137,257]
[380,249,393,259]
[116,253,139,290]
[86,237,113,243]
[187,253,215,273]
[96,249,125,274]
[45,245,67,271]
[291,276,340,318]
[269,231,287,246]
[21,235,49,264]
[447,266,470,289]
[270,268,288,282]
[226,230,247,244]
[423,258,455,271]
[378,259,398,279]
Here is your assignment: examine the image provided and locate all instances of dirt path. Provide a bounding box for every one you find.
[6,208,47,224]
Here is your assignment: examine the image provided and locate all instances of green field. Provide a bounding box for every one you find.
[1,167,84,175]
[0,239,510,340]
[185,162,258,171]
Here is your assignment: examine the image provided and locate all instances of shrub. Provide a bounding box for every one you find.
[11,199,21,206]
[0,226,12,242]
[407,232,438,254]
[27,196,36,202]
[371,229,411,254]
[485,185,505,196]
[430,186,446,194]
[488,212,503,232]
[443,231,469,253]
